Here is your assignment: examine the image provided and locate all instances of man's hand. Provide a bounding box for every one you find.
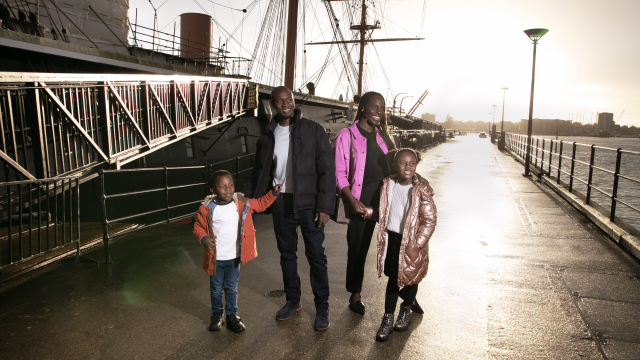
[314,212,330,228]
[202,237,216,252]
[273,184,283,195]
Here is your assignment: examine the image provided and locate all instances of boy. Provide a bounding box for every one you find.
[194,170,282,333]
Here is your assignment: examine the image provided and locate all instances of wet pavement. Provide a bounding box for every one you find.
[1,136,640,359]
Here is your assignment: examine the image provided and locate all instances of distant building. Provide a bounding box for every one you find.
[597,112,615,133]
[519,118,573,135]
[421,113,436,122]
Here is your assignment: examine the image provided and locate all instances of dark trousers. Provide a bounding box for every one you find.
[384,230,418,314]
[272,193,329,311]
[345,181,381,294]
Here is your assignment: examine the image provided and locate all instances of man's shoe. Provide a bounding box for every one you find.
[394,303,412,332]
[225,314,246,333]
[276,301,302,321]
[348,300,366,315]
[208,313,223,331]
[375,313,394,342]
[314,309,330,331]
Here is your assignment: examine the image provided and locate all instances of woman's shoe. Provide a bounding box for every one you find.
[375,313,395,342]
[411,299,424,315]
[349,300,366,315]
[394,303,412,332]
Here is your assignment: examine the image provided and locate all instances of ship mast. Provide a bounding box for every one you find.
[284,0,299,90]
[306,0,424,97]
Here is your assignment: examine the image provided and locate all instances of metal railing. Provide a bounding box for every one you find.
[98,153,255,263]
[505,133,640,226]
[0,176,91,282]
[0,73,248,181]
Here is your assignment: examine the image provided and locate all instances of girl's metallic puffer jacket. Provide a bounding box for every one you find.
[377,173,437,287]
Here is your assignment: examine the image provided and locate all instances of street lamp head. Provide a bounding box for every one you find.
[500,87,509,91]
[524,28,549,42]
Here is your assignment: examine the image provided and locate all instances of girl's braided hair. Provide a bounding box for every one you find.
[354,91,396,151]
[389,148,422,164]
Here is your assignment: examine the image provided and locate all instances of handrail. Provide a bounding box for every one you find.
[504,133,640,228]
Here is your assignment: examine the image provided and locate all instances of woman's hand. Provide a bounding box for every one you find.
[349,198,366,215]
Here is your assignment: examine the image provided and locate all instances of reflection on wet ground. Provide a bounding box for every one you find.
[1,136,639,359]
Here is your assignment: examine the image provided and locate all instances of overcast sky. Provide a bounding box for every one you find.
[130,0,640,126]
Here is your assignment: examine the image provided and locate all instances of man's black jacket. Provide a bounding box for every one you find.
[242,108,336,215]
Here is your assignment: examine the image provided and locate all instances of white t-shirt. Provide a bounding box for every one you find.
[211,201,240,260]
[386,183,414,234]
[272,124,294,193]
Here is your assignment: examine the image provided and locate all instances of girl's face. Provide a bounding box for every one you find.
[361,95,385,127]
[395,151,417,185]
[210,175,235,204]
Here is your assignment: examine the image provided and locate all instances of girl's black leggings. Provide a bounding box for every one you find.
[384,231,418,314]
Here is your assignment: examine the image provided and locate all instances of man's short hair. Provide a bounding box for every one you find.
[271,86,292,100]
[208,170,233,188]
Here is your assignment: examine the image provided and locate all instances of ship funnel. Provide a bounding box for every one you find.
[180,13,213,62]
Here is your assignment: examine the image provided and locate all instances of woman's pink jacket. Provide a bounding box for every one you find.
[334,120,392,200]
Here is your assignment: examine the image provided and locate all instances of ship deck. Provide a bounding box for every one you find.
[1,136,640,359]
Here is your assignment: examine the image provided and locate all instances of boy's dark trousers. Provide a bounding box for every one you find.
[271,193,330,311]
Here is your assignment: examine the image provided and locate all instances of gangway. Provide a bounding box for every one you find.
[0,72,249,181]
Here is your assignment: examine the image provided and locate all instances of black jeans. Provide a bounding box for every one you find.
[272,193,329,311]
[384,230,418,314]
[345,181,381,294]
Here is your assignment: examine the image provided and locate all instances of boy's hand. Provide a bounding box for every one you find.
[202,237,216,252]
[273,184,283,194]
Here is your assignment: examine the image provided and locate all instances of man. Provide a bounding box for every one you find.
[242,86,335,330]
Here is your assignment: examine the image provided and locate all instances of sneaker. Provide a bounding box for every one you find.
[394,303,412,332]
[225,314,246,333]
[314,309,330,331]
[275,301,302,321]
[208,313,223,331]
[375,313,394,342]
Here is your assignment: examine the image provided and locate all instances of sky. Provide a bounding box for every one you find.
[129,0,640,127]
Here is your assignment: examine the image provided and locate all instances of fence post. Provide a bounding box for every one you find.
[548,140,553,175]
[236,157,240,179]
[76,177,81,256]
[586,144,596,205]
[557,141,563,184]
[535,138,539,167]
[610,148,622,222]
[569,142,576,192]
[99,170,111,263]
[165,167,170,223]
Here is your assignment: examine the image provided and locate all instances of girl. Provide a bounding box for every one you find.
[334,91,396,315]
[363,148,437,342]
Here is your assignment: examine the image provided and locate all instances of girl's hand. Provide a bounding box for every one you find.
[350,198,366,215]
[202,237,216,252]
[273,184,283,195]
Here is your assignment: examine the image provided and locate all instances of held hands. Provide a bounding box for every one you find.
[273,184,283,195]
[349,198,366,215]
[202,237,216,252]
[361,206,374,220]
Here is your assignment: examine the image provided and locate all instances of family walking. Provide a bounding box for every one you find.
[193,86,437,342]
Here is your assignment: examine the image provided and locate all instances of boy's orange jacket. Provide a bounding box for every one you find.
[193,191,277,275]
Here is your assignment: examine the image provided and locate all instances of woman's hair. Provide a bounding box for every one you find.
[355,91,396,151]
[208,169,233,188]
[390,148,422,165]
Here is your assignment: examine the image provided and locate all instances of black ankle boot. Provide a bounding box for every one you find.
[375,313,394,342]
[209,313,223,331]
[394,303,412,332]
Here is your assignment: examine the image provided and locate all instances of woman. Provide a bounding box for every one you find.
[334,91,397,314]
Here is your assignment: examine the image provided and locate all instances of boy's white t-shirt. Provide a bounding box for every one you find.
[211,201,240,260]
[386,183,414,234]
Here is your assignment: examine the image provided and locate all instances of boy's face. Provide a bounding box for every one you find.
[210,175,234,203]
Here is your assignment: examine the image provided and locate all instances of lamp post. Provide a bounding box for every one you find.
[392,93,406,117]
[491,105,497,143]
[499,87,509,149]
[523,28,549,177]
[399,95,413,116]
